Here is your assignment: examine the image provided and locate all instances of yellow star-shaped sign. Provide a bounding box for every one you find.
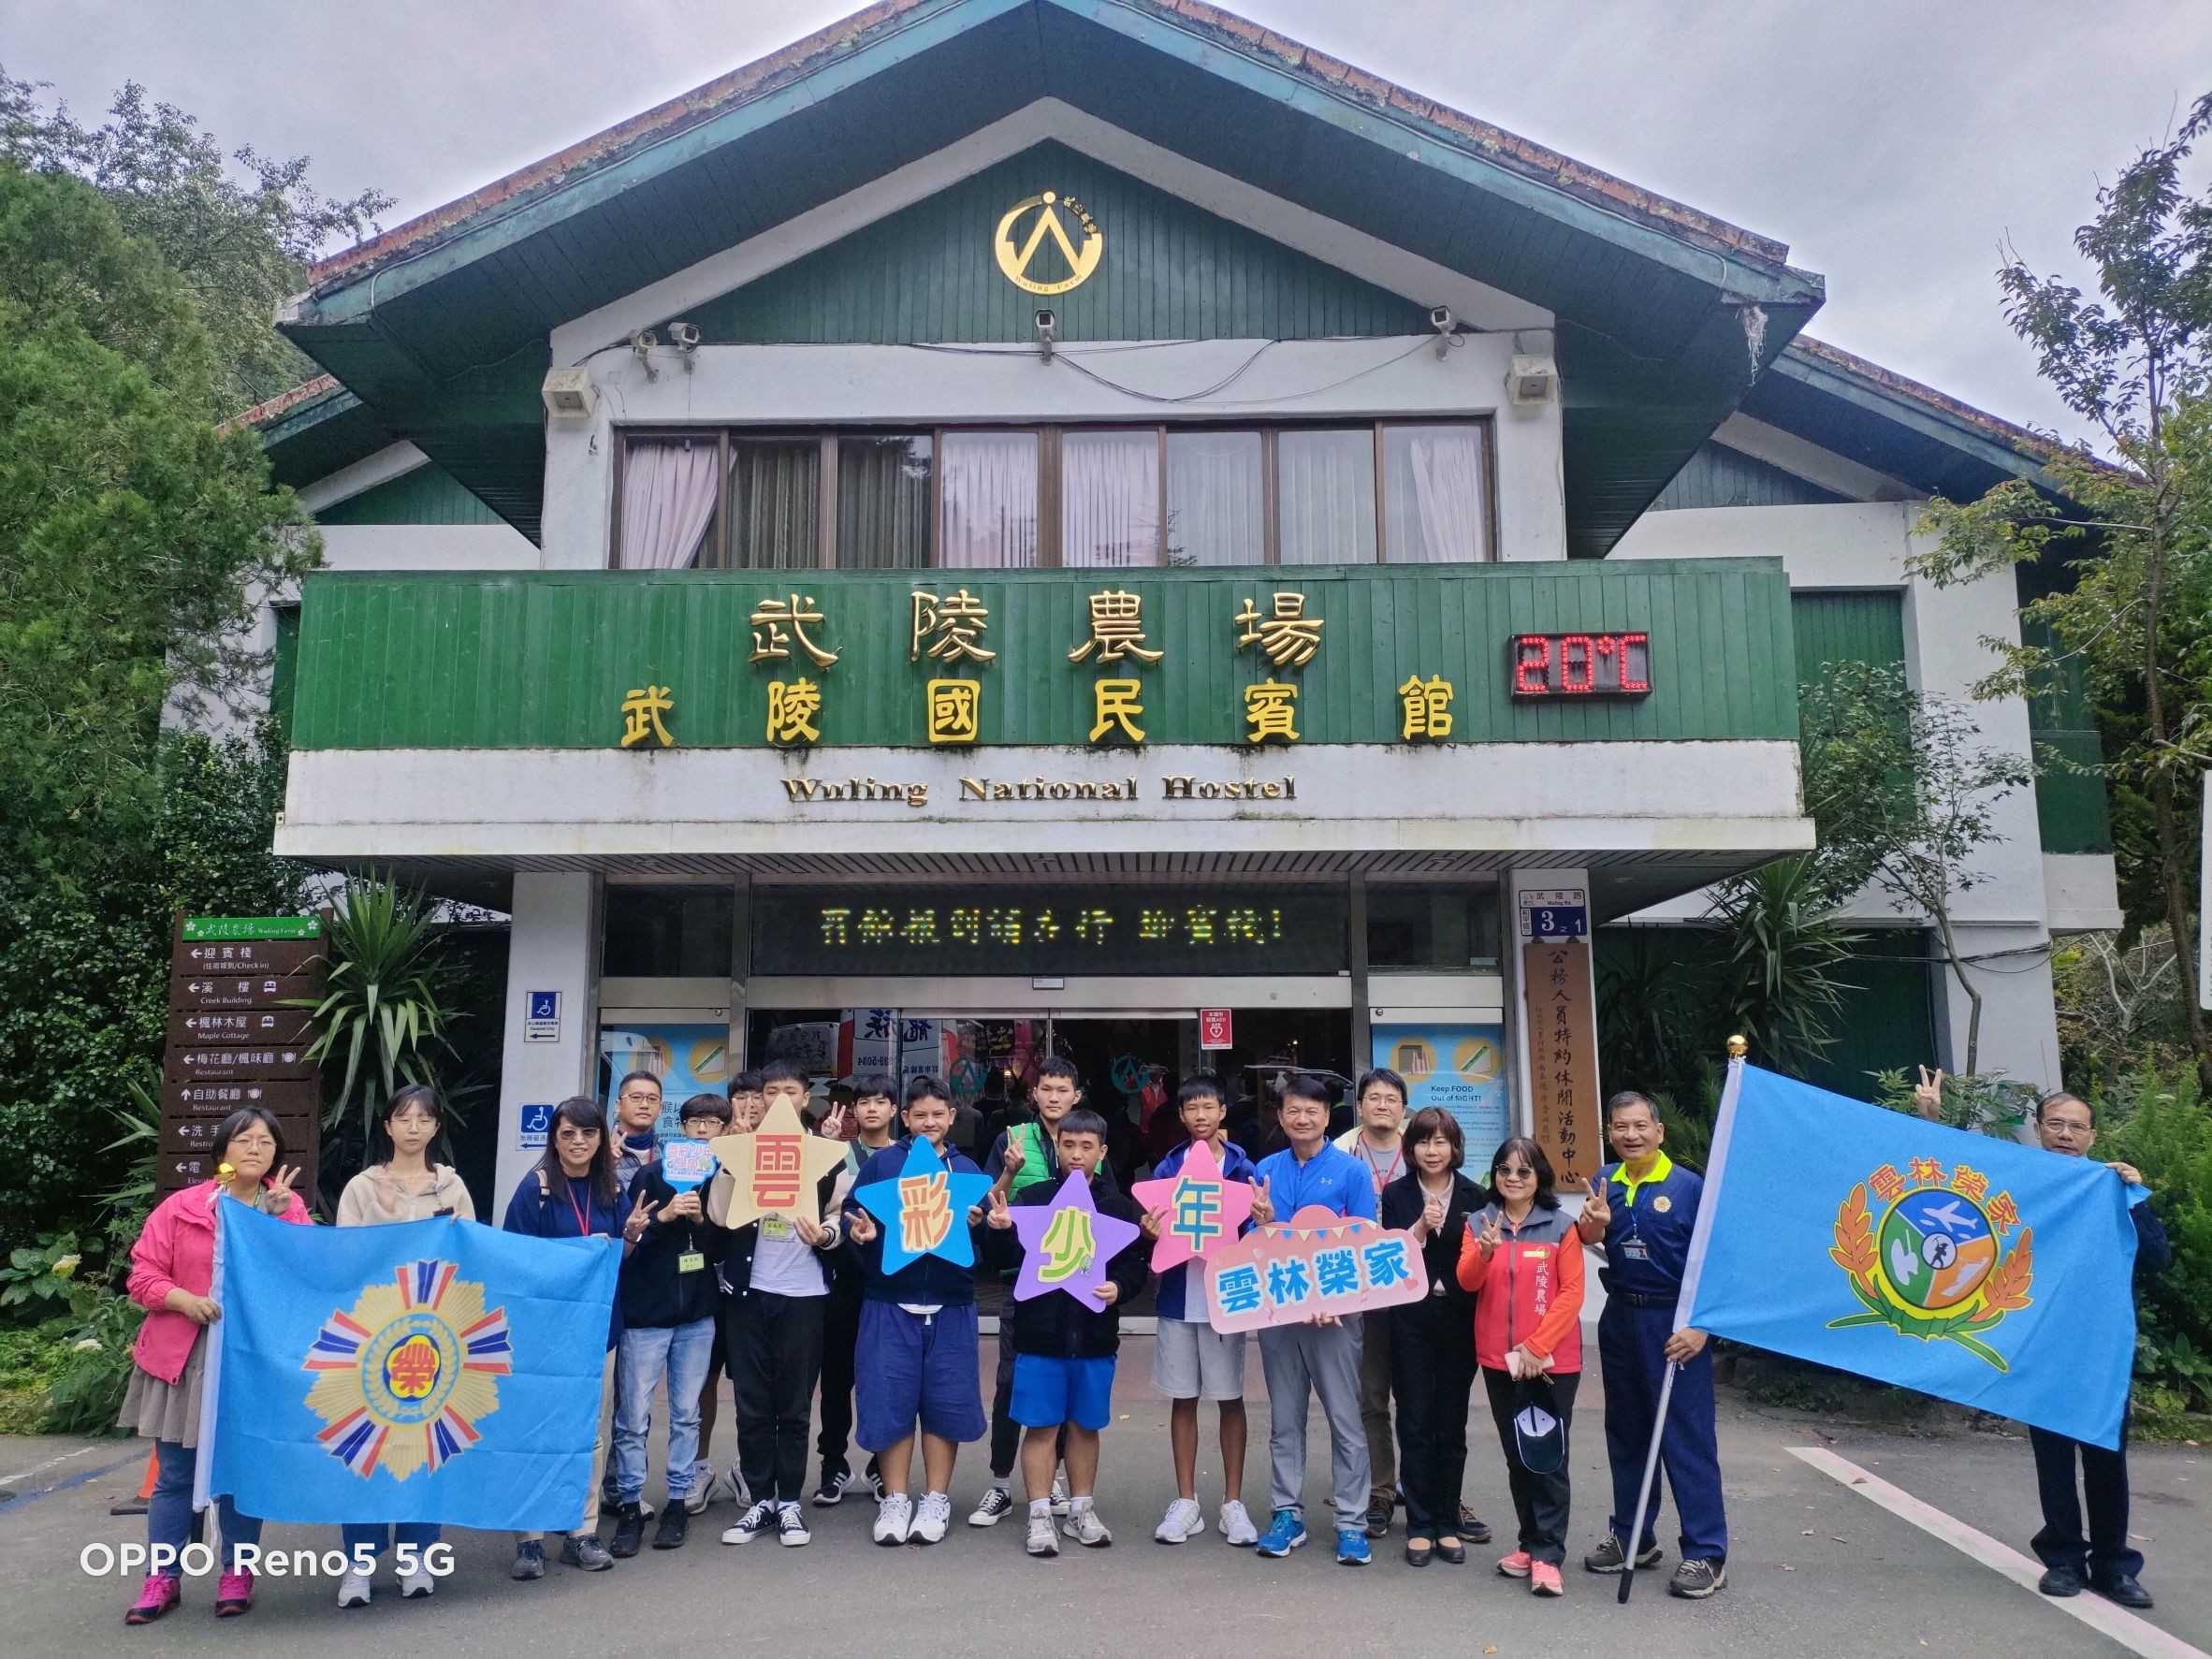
[708,1097,849,1229]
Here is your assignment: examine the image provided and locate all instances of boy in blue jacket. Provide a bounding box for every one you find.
[841,1075,989,1547]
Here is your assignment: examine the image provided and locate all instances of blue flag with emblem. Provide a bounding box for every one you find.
[200,1200,619,1529]
[1681,1065,2142,1449]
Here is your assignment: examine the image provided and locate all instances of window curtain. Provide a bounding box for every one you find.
[618,440,719,570]
[939,431,1039,569]
[1277,429,1376,564]
[1061,431,1159,568]
[837,435,934,569]
[1164,431,1264,566]
[1388,426,1487,562]
[728,440,819,569]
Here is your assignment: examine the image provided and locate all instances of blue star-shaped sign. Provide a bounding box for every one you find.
[852,1137,994,1274]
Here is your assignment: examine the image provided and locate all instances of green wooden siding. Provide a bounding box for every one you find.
[688,141,1427,346]
[289,560,1797,750]
[314,463,505,526]
[2018,615,2113,854]
[1790,589,1905,679]
[1650,442,1849,511]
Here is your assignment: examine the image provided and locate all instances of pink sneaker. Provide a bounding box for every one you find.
[1496,1549,1532,1578]
[124,1575,180,1625]
[213,1570,255,1617]
[1530,1561,1564,1596]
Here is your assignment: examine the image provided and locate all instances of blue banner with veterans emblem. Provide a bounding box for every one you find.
[203,1201,618,1528]
[1683,1066,2142,1449]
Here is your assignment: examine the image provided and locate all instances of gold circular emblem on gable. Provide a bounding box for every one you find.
[994,190,1104,295]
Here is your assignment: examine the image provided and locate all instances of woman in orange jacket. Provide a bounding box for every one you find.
[1457,1136,1583,1598]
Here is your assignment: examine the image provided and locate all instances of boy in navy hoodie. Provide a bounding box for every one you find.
[841,1075,989,1547]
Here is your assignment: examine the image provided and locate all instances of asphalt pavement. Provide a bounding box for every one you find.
[4,1333,2205,1659]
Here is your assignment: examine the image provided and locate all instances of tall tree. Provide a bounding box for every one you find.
[1914,93,2212,1087]
[0,71,388,415]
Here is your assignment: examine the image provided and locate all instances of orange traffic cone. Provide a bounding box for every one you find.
[108,1448,156,1516]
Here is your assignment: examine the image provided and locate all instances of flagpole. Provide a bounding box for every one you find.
[1618,1037,1746,1606]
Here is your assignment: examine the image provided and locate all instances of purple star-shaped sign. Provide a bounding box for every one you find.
[1011,1171,1141,1306]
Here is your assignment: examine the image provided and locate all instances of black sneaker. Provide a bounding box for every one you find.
[813,1467,853,1507]
[2090,1573,2153,1609]
[1584,1535,1664,1573]
[866,1459,885,1501]
[608,1503,647,1559]
[1458,1504,1492,1546]
[2038,1565,2085,1597]
[1363,1495,1392,1538]
[560,1534,614,1571]
[1668,1558,1725,1599]
[652,1506,689,1550]
[510,1541,546,1581]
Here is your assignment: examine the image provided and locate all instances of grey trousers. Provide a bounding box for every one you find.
[1260,1317,1372,1524]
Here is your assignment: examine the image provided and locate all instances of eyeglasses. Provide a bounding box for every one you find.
[618,1091,661,1104]
[555,1126,602,1142]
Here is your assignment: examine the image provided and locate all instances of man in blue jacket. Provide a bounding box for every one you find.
[2024,1090,2169,1609]
[841,1075,989,1548]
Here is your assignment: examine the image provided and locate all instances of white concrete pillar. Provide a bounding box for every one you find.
[492,871,602,1210]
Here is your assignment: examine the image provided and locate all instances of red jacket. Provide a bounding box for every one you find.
[127,1181,312,1385]
[1456,1201,1583,1373]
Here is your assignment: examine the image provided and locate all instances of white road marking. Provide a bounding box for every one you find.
[0,1445,100,1487]
[1791,1446,2207,1659]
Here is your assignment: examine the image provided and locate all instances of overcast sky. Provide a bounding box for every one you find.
[7,0,2208,447]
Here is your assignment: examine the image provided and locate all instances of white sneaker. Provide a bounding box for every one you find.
[1155,1497,1206,1543]
[720,1500,775,1545]
[684,1462,713,1514]
[777,1504,811,1547]
[728,1464,749,1509]
[1049,1471,1070,1515]
[968,1484,1015,1526]
[911,1490,953,1544]
[1063,1503,1113,1548]
[1219,1499,1260,1547]
[398,1565,436,1599]
[1026,1513,1061,1556]
[336,1569,371,1608]
[873,1492,914,1546]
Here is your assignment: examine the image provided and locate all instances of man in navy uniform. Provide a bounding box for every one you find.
[1574,1090,1726,1599]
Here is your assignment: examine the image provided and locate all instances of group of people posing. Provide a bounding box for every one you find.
[114,1055,2158,1624]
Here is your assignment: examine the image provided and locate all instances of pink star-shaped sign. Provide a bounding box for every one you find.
[1130,1139,1255,1273]
[1011,1171,1141,1306]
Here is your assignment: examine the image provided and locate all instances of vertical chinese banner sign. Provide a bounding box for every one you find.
[1521,939,1598,1188]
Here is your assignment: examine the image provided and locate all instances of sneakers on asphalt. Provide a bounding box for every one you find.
[778,1504,811,1547]
[684,1469,713,1515]
[212,1571,255,1617]
[1155,1497,1205,1544]
[124,1574,181,1624]
[1669,1558,1725,1599]
[509,1541,546,1581]
[336,1570,371,1608]
[969,1484,1016,1526]
[1335,1527,1371,1565]
[653,1506,689,1550]
[1063,1503,1113,1547]
[1363,1494,1392,1538]
[1530,1561,1564,1596]
[1497,1549,1533,1578]
[1050,1471,1071,1515]
[560,1534,614,1571]
[812,1466,853,1507]
[1583,1534,1665,1574]
[721,1500,776,1545]
[1026,1512,1060,1556]
[608,1501,647,1559]
[873,1492,914,1546]
[1458,1503,1492,1546]
[1218,1499,1259,1547]
[865,1459,885,1501]
[1255,1508,1308,1557]
[399,1563,436,1597]
[911,1491,953,1544]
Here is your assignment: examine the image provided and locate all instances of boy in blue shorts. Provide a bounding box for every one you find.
[985,1108,1150,1556]
[840,1075,989,1546]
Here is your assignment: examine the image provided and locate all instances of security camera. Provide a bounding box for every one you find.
[1034,308,1058,361]
[667,320,701,371]
[1428,305,1454,332]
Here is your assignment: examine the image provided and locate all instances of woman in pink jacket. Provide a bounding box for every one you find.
[120,1108,311,1626]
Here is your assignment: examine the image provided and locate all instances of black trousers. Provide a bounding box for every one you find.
[815,1278,863,1475]
[723,1289,825,1507]
[1390,1299,1477,1541]
[2030,1423,2140,1581]
[1483,1367,1578,1566]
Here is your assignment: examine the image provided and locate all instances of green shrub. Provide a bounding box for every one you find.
[2100,1067,2212,1416]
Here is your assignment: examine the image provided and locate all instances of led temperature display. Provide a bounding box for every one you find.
[1508,631,1652,698]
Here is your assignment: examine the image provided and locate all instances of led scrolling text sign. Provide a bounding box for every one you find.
[1508,630,1652,700]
